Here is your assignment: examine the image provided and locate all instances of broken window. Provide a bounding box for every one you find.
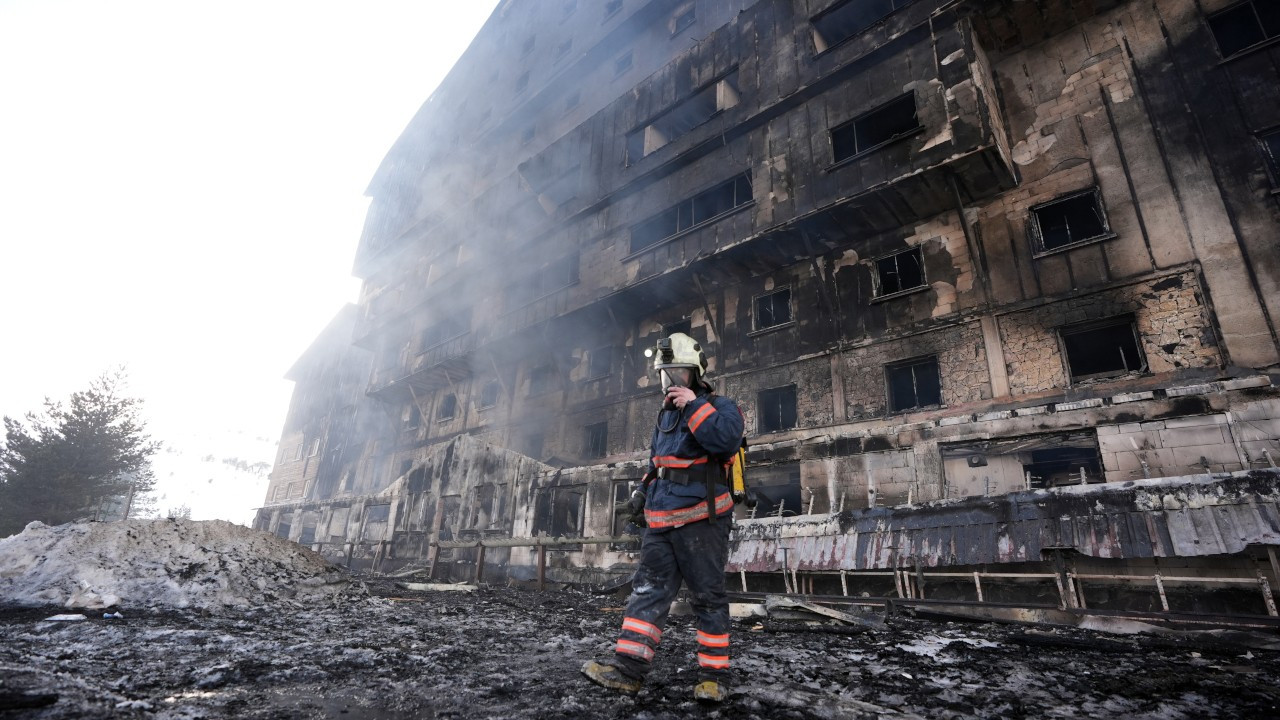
[470,485,496,529]
[419,315,471,352]
[875,248,926,296]
[1059,316,1146,382]
[942,433,1103,494]
[630,173,752,253]
[626,70,740,165]
[831,93,920,163]
[437,393,457,420]
[361,504,390,542]
[534,485,585,539]
[1208,1,1280,58]
[528,365,557,395]
[1261,129,1280,187]
[886,356,941,412]
[754,287,793,330]
[478,380,501,409]
[812,0,916,53]
[751,464,802,518]
[1030,188,1110,253]
[614,51,633,77]
[758,385,798,433]
[588,346,613,379]
[671,3,695,35]
[584,422,608,459]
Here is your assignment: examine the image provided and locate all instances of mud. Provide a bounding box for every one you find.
[2,576,1278,719]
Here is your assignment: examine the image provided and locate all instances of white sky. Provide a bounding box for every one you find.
[0,0,500,522]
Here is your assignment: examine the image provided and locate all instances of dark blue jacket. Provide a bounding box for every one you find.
[643,387,743,529]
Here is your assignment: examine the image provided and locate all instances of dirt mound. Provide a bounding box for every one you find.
[0,518,350,610]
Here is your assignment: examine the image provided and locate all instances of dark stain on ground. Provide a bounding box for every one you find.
[2,576,1279,719]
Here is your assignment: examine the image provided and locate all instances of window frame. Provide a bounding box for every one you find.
[1028,187,1115,257]
[1258,126,1280,193]
[884,355,942,413]
[1057,316,1148,384]
[1207,0,1280,60]
[751,286,795,334]
[436,393,458,421]
[871,247,928,300]
[810,0,917,56]
[478,380,501,410]
[625,68,741,166]
[527,364,558,396]
[671,2,696,36]
[584,421,609,459]
[757,384,798,434]
[628,173,753,255]
[587,346,614,380]
[829,92,923,166]
[614,51,633,78]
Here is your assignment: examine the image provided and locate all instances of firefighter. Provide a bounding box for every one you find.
[582,332,744,703]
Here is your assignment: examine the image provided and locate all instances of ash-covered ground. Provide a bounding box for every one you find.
[3,578,1280,719]
[2,520,1279,718]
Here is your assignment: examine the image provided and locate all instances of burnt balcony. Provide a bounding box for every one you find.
[368,331,478,400]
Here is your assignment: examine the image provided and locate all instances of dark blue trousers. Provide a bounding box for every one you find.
[612,518,731,682]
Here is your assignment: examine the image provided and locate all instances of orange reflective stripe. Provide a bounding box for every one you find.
[653,455,709,468]
[687,403,716,433]
[622,617,662,643]
[644,492,733,528]
[696,631,729,648]
[616,639,654,661]
[697,653,730,669]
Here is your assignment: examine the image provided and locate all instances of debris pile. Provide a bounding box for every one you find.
[0,518,349,610]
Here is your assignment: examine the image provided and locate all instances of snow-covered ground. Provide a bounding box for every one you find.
[0,519,347,610]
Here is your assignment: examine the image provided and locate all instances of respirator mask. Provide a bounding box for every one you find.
[660,368,692,393]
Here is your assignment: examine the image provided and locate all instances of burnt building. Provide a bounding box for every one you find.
[257,0,1280,610]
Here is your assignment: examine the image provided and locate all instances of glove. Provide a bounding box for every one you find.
[614,492,647,529]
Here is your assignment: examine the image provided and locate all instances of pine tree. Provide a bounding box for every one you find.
[0,370,160,536]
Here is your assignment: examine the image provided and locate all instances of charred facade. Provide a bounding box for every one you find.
[257,0,1280,602]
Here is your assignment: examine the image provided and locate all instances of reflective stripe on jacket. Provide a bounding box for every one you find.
[643,390,743,529]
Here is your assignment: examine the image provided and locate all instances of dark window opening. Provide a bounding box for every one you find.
[509,253,579,308]
[604,0,623,20]
[437,394,457,420]
[479,380,501,409]
[528,365,557,396]
[1060,317,1146,381]
[471,485,496,529]
[589,346,613,379]
[612,480,641,541]
[406,405,421,429]
[812,0,915,52]
[515,72,530,93]
[628,71,740,165]
[662,318,692,338]
[942,433,1104,494]
[275,521,291,539]
[886,356,941,412]
[672,4,695,35]
[875,248,925,296]
[631,173,752,253]
[831,93,920,162]
[1261,130,1280,186]
[361,504,390,542]
[419,315,471,351]
[1208,1,1280,58]
[755,288,793,330]
[751,464,802,518]
[298,525,316,545]
[614,51,633,77]
[758,385,798,433]
[584,422,608,459]
[534,486,584,541]
[1032,188,1110,252]
[1026,447,1104,488]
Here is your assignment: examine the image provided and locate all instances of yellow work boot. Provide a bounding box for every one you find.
[693,679,726,703]
[581,660,643,695]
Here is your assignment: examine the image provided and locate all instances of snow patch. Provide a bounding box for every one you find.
[0,518,349,610]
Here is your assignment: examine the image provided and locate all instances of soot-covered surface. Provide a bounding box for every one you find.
[2,577,1278,719]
